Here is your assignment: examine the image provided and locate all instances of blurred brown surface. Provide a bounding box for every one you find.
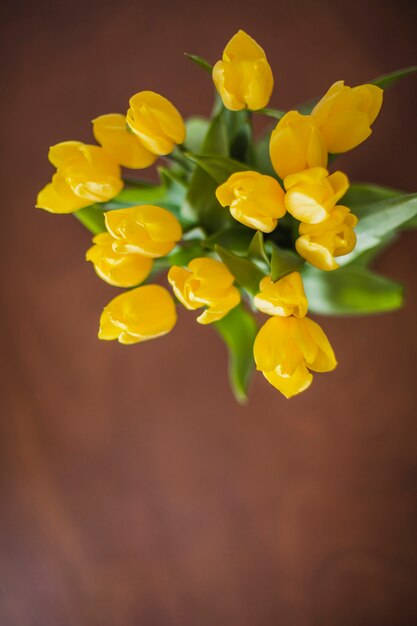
[1,1,417,624]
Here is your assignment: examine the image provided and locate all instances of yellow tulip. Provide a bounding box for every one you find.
[36,172,93,214]
[269,112,328,180]
[86,232,153,287]
[254,316,337,398]
[167,257,240,324]
[126,91,186,155]
[296,205,358,271]
[93,113,157,169]
[216,170,286,232]
[212,30,274,111]
[98,284,177,344]
[104,205,182,258]
[36,141,123,214]
[312,80,383,153]
[254,272,308,318]
[284,167,349,224]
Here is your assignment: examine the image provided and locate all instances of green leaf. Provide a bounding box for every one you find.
[230,120,254,164]
[248,231,269,266]
[184,117,210,153]
[214,304,258,403]
[184,53,213,74]
[152,242,204,272]
[302,265,404,316]
[256,107,286,120]
[215,245,265,295]
[254,131,276,177]
[184,153,249,184]
[341,193,417,263]
[74,204,106,234]
[204,226,253,254]
[371,65,417,89]
[182,113,231,231]
[342,182,401,209]
[270,244,304,281]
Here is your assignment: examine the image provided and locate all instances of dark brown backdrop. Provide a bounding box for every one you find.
[1,1,417,624]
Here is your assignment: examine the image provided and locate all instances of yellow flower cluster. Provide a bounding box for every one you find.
[37,92,185,214]
[36,29,388,402]
[214,31,383,272]
[253,272,337,398]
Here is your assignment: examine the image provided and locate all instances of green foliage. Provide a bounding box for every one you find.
[184,117,210,153]
[248,231,269,266]
[270,244,304,281]
[215,245,265,295]
[184,153,249,183]
[343,193,417,263]
[214,304,258,403]
[371,65,417,89]
[184,53,213,74]
[74,205,106,235]
[302,265,403,315]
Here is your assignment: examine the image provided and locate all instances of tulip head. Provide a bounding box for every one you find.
[168,257,241,324]
[254,272,308,318]
[126,91,186,155]
[93,114,157,169]
[312,80,383,153]
[254,316,337,398]
[284,167,349,224]
[104,205,182,258]
[269,112,328,180]
[98,284,177,344]
[212,30,274,111]
[296,205,358,271]
[86,232,153,287]
[37,141,123,214]
[216,170,286,232]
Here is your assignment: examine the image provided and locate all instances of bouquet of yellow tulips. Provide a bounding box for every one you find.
[37,30,417,402]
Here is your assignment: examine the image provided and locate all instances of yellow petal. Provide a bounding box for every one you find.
[48,141,84,167]
[98,284,177,343]
[36,173,89,214]
[254,272,308,318]
[270,112,327,180]
[126,91,186,155]
[196,286,240,324]
[292,317,337,372]
[263,363,313,398]
[93,113,157,169]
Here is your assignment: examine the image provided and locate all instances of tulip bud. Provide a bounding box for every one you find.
[296,205,358,271]
[86,232,153,287]
[126,91,186,155]
[36,141,123,214]
[312,80,383,153]
[269,112,328,181]
[254,272,308,318]
[104,205,182,258]
[98,284,177,344]
[93,114,157,169]
[168,257,241,324]
[284,167,349,224]
[216,170,286,232]
[212,30,274,111]
[254,316,337,398]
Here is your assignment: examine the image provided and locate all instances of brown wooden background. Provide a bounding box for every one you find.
[1,1,417,624]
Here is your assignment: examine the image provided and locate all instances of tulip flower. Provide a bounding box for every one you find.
[104,205,182,258]
[168,257,241,324]
[93,113,157,169]
[86,232,153,287]
[212,30,274,111]
[269,112,328,180]
[254,272,308,318]
[98,284,177,344]
[254,316,337,398]
[126,91,186,155]
[296,205,358,271]
[36,141,123,214]
[284,167,349,224]
[216,170,286,232]
[311,81,383,153]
